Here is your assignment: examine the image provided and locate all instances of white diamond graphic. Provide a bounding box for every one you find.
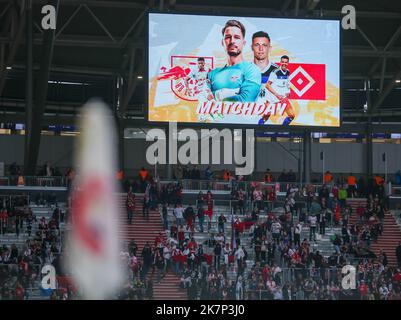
[297,78,303,85]
[289,66,316,97]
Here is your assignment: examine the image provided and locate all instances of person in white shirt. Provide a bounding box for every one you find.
[235,276,244,300]
[174,204,184,227]
[184,57,211,99]
[273,287,283,300]
[271,220,281,244]
[214,233,225,244]
[266,279,276,292]
[234,247,245,268]
[308,215,317,241]
[379,284,390,300]
[223,244,231,266]
[163,245,171,272]
[272,264,282,278]
[294,222,302,247]
[253,188,263,211]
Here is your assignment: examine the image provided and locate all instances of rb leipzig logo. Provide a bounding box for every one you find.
[157,55,213,101]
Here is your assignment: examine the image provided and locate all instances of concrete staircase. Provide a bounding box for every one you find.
[117,194,187,300]
[164,204,270,282]
[0,203,67,248]
[347,198,401,267]
[301,225,342,258]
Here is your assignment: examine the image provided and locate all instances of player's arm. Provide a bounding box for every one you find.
[224,64,261,102]
[206,72,215,101]
[266,75,284,101]
[184,71,193,96]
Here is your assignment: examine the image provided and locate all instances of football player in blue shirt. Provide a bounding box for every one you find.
[265,55,295,126]
[207,20,261,102]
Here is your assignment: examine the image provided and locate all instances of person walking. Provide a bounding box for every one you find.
[126,187,135,225]
[309,214,317,242]
[294,222,302,247]
[218,213,227,234]
[162,203,168,230]
[143,194,150,220]
[214,242,222,270]
[318,208,326,235]
[396,242,401,268]
[174,204,184,227]
[197,206,205,233]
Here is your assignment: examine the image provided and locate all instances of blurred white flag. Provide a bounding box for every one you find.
[66,100,124,299]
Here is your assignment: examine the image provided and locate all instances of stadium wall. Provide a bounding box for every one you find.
[1,135,400,176]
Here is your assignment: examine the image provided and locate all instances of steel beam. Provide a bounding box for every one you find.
[2,110,401,133]
[356,25,378,52]
[55,4,82,39]
[25,0,59,175]
[119,9,147,46]
[294,0,299,17]
[306,0,320,11]
[343,47,401,58]
[365,123,373,179]
[303,131,311,183]
[0,2,26,97]
[379,58,386,93]
[0,0,146,9]
[24,0,33,170]
[0,1,11,20]
[0,35,145,48]
[0,0,399,20]
[371,68,401,114]
[281,0,292,13]
[83,4,116,43]
[384,25,401,52]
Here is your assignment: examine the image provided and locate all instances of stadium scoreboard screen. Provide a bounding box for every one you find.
[148,12,340,127]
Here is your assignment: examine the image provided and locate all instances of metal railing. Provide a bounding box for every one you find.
[392,185,401,197]
[0,175,400,199]
[0,176,68,187]
[159,179,231,192]
[0,194,30,207]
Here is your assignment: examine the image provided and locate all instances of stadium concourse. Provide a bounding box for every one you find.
[1,171,401,300]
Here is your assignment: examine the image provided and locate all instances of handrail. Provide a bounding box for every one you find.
[0,175,400,198]
[0,194,30,207]
[0,175,67,187]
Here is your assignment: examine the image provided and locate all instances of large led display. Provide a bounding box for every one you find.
[148,13,340,127]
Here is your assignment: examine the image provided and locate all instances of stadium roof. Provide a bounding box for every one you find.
[0,0,401,126]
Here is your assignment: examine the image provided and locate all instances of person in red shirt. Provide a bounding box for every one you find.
[357,205,365,223]
[267,189,276,212]
[14,282,25,300]
[264,169,273,183]
[0,209,7,235]
[206,191,214,231]
[347,173,357,198]
[177,225,185,246]
[359,280,368,300]
[188,238,198,253]
[206,191,213,207]
[139,167,149,192]
[262,264,270,283]
[171,246,182,274]
[154,232,164,248]
[223,170,231,181]
[392,269,401,283]
[374,175,384,186]
[170,223,178,240]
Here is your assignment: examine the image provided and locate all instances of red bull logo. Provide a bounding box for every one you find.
[157,55,213,102]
